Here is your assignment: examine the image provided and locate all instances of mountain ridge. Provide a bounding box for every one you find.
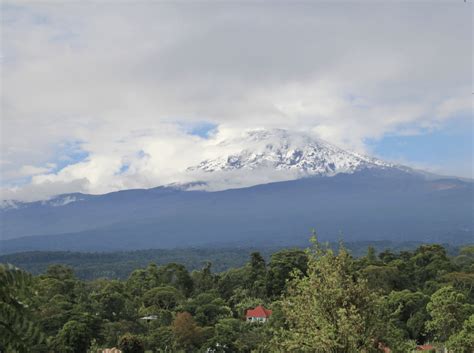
[1,169,472,253]
[1,129,471,252]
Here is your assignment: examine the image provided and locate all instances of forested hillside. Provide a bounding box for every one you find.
[1,239,473,352]
[0,240,453,280]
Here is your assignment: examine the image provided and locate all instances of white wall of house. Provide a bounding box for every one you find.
[247,316,268,323]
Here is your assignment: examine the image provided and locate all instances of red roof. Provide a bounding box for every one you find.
[245,305,272,318]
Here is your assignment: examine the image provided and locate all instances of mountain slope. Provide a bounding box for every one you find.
[1,129,472,253]
[1,169,472,253]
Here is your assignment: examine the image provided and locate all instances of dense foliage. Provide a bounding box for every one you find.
[0,241,458,280]
[0,240,473,352]
[0,264,44,352]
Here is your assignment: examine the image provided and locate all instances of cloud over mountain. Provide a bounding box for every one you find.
[1,2,471,200]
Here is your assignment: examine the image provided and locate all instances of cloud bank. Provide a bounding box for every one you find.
[1,2,472,201]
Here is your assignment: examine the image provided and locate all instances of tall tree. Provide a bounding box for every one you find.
[192,262,216,294]
[272,239,413,352]
[426,286,472,342]
[446,314,474,353]
[385,290,430,342]
[266,249,308,298]
[157,263,194,297]
[52,320,92,353]
[142,286,184,310]
[172,312,205,352]
[248,252,267,298]
[366,246,377,264]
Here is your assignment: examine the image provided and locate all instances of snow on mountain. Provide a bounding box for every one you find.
[1,129,405,205]
[0,200,25,210]
[187,129,397,182]
[0,193,88,210]
[40,194,86,207]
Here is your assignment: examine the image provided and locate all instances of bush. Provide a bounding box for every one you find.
[118,333,145,353]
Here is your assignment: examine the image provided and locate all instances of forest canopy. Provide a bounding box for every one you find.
[1,240,473,352]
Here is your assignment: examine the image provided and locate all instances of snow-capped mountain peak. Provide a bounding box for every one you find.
[1,129,403,205]
[187,128,395,178]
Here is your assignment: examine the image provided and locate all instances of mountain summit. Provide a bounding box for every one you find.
[1,128,471,253]
[184,129,399,190]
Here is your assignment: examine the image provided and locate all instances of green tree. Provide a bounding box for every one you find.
[378,249,397,264]
[142,286,184,310]
[191,262,216,294]
[366,246,377,264]
[46,264,75,281]
[441,271,474,300]
[411,245,454,288]
[217,267,247,301]
[385,290,430,342]
[92,280,131,321]
[426,286,472,342]
[248,252,267,298]
[203,318,245,352]
[126,269,150,297]
[362,265,401,293]
[272,239,412,352]
[455,245,474,272]
[101,321,141,348]
[52,320,92,353]
[181,292,232,326]
[266,249,308,298]
[446,314,474,353]
[146,326,174,352]
[156,263,194,297]
[118,333,145,353]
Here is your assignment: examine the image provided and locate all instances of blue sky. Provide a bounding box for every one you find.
[369,115,473,177]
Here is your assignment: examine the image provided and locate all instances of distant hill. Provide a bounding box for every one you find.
[1,168,472,254]
[0,241,463,280]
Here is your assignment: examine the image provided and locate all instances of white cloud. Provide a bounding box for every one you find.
[18,164,54,176]
[1,2,472,201]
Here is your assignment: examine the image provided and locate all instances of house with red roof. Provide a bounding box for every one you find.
[245,305,272,323]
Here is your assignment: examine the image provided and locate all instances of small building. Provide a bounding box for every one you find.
[139,315,158,322]
[245,305,272,323]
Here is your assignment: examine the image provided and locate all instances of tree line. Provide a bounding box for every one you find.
[1,238,473,352]
[1,241,448,281]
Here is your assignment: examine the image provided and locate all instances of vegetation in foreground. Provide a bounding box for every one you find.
[1,237,473,352]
